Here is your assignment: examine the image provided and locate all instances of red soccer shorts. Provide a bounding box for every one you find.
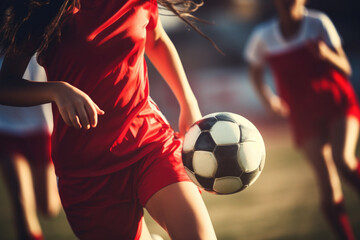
[0,131,52,166]
[57,135,191,240]
[289,104,360,147]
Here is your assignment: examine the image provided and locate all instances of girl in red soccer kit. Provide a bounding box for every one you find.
[0,0,217,239]
[244,0,360,239]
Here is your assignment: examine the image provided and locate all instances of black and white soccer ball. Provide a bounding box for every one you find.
[182,112,265,194]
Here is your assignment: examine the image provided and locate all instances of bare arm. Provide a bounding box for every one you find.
[145,17,201,135]
[250,64,289,117]
[308,40,352,76]
[0,50,104,129]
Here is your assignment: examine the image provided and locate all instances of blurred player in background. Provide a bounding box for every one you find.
[0,55,61,240]
[244,0,360,239]
[0,1,217,239]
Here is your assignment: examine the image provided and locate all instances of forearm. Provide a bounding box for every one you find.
[0,78,61,106]
[326,49,351,76]
[250,66,275,107]
[323,46,352,76]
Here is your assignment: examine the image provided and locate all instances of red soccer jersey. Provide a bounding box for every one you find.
[267,44,360,121]
[40,0,163,177]
[244,9,360,145]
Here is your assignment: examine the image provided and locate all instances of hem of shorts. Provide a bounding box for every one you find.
[293,109,360,148]
[140,178,192,207]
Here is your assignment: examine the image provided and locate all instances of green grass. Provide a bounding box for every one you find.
[0,123,359,239]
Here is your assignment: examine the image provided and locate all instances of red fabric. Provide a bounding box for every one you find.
[58,137,191,240]
[29,234,44,240]
[322,200,356,240]
[267,44,360,146]
[40,0,160,177]
[0,132,52,165]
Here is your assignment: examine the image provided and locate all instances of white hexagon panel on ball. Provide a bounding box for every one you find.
[210,121,240,146]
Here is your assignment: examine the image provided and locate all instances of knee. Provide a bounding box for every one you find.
[39,201,61,218]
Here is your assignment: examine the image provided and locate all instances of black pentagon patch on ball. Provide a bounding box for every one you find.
[182,151,194,172]
[196,117,218,131]
[195,175,215,192]
[241,168,260,185]
[215,112,237,123]
[214,145,242,178]
[194,132,216,151]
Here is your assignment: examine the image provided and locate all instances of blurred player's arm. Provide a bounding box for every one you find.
[0,47,103,129]
[249,64,289,117]
[308,40,352,76]
[145,16,201,135]
[311,14,352,76]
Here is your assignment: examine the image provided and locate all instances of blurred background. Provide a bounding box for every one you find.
[0,0,359,239]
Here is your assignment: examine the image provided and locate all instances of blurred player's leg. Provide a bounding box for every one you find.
[30,133,61,219]
[145,181,217,240]
[1,153,43,240]
[32,162,61,218]
[330,116,360,194]
[302,138,355,240]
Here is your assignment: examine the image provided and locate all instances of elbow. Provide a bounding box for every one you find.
[346,64,352,77]
[341,64,352,77]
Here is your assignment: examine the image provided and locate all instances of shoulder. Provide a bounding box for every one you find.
[251,18,277,40]
[305,9,334,29]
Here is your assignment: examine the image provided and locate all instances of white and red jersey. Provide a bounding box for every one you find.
[244,8,342,66]
[0,55,53,136]
[244,8,359,121]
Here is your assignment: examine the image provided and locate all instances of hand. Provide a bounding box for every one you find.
[306,39,330,60]
[178,99,202,137]
[268,95,289,118]
[53,82,104,129]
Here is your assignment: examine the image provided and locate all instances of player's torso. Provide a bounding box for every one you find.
[39,0,159,176]
[259,13,354,115]
[41,0,156,101]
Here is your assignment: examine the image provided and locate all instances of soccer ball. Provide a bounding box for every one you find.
[182,112,265,194]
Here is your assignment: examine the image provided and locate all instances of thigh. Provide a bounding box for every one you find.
[145,182,216,240]
[137,137,216,239]
[27,133,59,214]
[58,170,144,240]
[289,114,328,147]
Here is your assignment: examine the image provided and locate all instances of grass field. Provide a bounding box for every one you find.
[0,121,359,240]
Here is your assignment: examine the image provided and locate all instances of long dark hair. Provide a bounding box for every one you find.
[0,0,220,56]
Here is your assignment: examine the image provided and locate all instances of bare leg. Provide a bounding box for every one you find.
[145,182,216,240]
[32,162,61,217]
[1,153,42,239]
[330,116,360,194]
[302,138,355,240]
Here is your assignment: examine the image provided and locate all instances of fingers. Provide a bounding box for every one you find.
[55,83,105,129]
[59,101,104,130]
[87,102,105,127]
[76,104,91,129]
[94,103,105,115]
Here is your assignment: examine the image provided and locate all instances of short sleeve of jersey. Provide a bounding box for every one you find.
[146,0,159,30]
[318,13,342,48]
[244,27,266,66]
